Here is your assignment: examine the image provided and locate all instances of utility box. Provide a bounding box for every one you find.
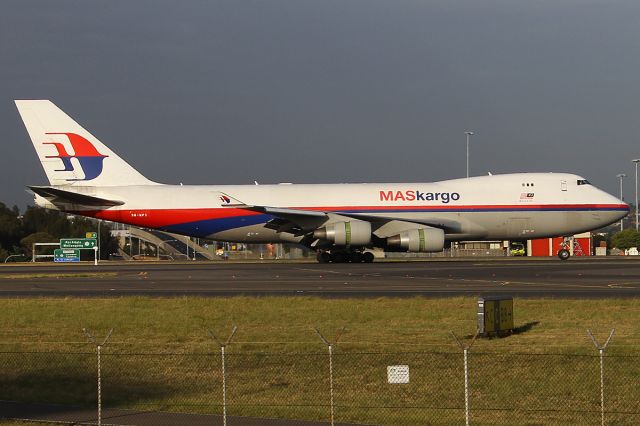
[478,296,514,335]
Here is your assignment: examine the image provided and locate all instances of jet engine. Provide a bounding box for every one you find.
[313,221,372,246]
[386,228,445,252]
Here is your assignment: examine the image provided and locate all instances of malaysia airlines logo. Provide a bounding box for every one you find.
[220,195,231,204]
[43,133,108,181]
[520,192,535,203]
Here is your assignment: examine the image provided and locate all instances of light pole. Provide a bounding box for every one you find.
[97,219,101,262]
[464,131,474,178]
[617,174,626,231]
[185,236,192,260]
[633,160,640,231]
[128,225,133,257]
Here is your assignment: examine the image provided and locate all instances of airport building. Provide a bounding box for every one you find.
[527,232,593,257]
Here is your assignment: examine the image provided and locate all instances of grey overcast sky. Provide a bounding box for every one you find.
[1,0,640,208]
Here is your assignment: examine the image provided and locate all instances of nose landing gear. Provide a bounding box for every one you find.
[557,249,571,261]
[557,236,584,260]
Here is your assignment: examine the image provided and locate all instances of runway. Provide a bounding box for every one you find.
[1,258,640,297]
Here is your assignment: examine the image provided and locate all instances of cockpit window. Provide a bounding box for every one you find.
[577,179,590,186]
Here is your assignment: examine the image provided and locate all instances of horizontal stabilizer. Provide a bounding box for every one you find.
[28,186,124,207]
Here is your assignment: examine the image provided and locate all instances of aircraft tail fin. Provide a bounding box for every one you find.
[15,100,157,187]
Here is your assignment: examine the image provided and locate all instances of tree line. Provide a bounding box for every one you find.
[0,202,118,261]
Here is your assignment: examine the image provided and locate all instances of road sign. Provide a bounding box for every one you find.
[54,249,80,262]
[86,232,97,239]
[60,238,97,249]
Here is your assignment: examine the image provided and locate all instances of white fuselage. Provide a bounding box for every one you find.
[45,173,627,244]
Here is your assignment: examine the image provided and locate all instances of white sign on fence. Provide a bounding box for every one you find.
[387,365,410,384]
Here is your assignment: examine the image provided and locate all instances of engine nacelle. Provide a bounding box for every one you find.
[313,221,372,246]
[386,228,445,252]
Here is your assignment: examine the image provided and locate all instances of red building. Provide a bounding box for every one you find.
[527,232,592,257]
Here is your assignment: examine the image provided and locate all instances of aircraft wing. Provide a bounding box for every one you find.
[218,193,329,235]
[247,206,329,235]
[28,186,125,207]
[219,192,463,237]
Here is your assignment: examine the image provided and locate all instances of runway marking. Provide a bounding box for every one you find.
[427,277,627,290]
[294,268,345,274]
[471,261,640,267]
[294,267,382,278]
[608,283,638,289]
[0,272,117,279]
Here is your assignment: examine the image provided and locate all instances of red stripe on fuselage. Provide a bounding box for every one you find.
[83,208,262,228]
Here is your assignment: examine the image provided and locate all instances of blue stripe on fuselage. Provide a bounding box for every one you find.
[161,214,272,237]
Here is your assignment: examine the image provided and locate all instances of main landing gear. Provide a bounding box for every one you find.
[316,250,375,263]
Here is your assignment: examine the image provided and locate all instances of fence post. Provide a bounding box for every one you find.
[83,328,113,426]
[587,329,615,426]
[451,330,479,426]
[315,327,345,426]
[208,326,238,426]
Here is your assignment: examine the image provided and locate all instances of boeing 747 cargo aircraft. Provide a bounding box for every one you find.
[16,100,629,262]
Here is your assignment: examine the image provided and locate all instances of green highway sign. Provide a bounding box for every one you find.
[54,249,80,262]
[60,238,97,249]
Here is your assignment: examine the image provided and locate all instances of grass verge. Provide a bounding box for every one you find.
[0,296,639,425]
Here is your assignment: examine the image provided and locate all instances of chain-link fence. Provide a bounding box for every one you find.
[2,344,640,425]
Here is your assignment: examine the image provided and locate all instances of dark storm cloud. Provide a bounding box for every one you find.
[2,0,640,207]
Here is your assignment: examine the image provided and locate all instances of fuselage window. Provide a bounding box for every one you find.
[577,179,590,186]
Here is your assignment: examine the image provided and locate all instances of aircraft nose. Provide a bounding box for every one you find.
[605,193,629,222]
[618,201,631,220]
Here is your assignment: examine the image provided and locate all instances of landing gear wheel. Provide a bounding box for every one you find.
[317,252,331,263]
[557,249,570,261]
[362,252,375,263]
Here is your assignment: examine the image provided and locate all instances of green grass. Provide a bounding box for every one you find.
[0,296,639,353]
[1,297,640,425]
